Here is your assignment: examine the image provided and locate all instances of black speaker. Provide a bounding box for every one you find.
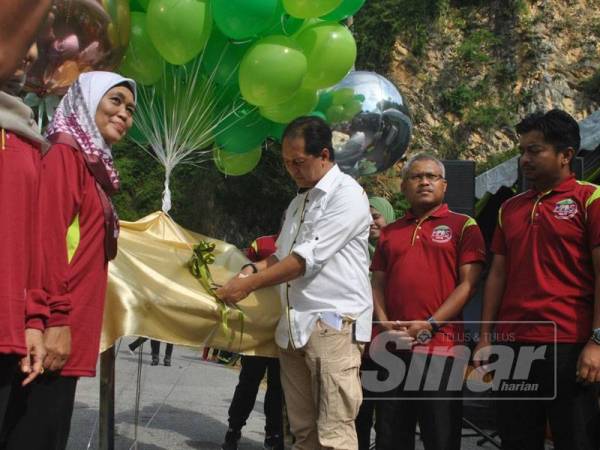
[442,160,476,217]
[518,156,584,192]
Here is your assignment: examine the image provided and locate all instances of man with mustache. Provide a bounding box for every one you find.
[216,116,373,450]
[474,109,600,449]
[371,153,485,450]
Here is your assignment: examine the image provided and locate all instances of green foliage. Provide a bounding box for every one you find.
[440,84,479,114]
[465,105,514,130]
[582,70,600,103]
[112,141,164,221]
[353,0,449,71]
[389,191,411,218]
[457,29,500,64]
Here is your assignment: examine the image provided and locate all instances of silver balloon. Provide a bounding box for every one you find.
[321,71,412,177]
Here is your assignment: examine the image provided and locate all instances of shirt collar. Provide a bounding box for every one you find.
[312,164,342,194]
[524,175,577,198]
[403,203,449,220]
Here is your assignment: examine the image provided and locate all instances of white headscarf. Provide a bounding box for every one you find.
[46,71,136,190]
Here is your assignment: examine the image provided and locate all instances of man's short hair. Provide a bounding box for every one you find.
[401,153,446,179]
[282,116,335,162]
[515,109,580,152]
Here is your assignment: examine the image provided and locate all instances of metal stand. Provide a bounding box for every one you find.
[99,347,115,450]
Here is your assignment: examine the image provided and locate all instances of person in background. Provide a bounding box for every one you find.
[221,234,284,450]
[0,43,48,435]
[355,196,396,450]
[1,71,136,450]
[474,109,600,450]
[128,338,174,366]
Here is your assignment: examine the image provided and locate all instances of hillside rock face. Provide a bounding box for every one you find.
[354,0,600,172]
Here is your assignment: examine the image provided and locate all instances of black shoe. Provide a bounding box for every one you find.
[151,356,159,366]
[264,434,284,450]
[164,357,171,366]
[221,428,241,450]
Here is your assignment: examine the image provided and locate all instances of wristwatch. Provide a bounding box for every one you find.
[240,263,258,274]
[590,328,600,345]
[427,316,441,334]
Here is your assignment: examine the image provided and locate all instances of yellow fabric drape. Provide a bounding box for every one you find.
[100,211,281,357]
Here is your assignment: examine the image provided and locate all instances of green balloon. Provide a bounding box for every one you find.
[295,22,356,90]
[146,0,212,65]
[215,105,271,153]
[129,0,147,12]
[325,104,345,123]
[118,12,165,85]
[214,145,262,176]
[261,2,304,36]
[331,87,355,105]
[201,28,251,87]
[309,110,327,121]
[259,88,318,123]
[315,90,333,114]
[321,0,365,21]
[239,35,307,107]
[268,121,286,141]
[212,0,279,40]
[282,0,342,18]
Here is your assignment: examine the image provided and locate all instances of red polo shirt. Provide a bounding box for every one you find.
[245,235,277,262]
[491,176,600,343]
[372,204,486,356]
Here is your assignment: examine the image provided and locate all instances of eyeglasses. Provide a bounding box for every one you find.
[407,173,445,182]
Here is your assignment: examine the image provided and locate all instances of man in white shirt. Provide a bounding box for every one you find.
[216,116,373,450]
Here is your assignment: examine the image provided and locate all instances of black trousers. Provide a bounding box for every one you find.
[130,338,173,359]
[374,352,463,450]
[496,343,600,450]
[228,355,283,437]
[0,374,78,450]
[356,357,377,450]
[0,356,18,430]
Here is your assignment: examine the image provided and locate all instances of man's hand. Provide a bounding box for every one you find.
[577,341,600,383]
[43,326,71,372]
[215,276,254,304]
[239,265,256,277]
[395,320,433,340]
[376,321,415,350]
[20,328,46,386]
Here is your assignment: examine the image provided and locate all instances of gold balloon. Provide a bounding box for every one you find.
[25,0,130,96]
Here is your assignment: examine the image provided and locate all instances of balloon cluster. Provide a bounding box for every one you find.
[27,0,412,178]
[119,0,368,176]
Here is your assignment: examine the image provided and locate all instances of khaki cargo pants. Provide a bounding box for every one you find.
[279,320,363,450]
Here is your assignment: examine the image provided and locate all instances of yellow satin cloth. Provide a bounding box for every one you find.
[100,211,281,357]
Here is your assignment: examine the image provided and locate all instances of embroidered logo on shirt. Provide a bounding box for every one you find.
[431,225,452,243]
[553,198,577,220]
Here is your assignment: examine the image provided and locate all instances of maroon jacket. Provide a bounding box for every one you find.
[40,143,109,376]
[0,130,48,356]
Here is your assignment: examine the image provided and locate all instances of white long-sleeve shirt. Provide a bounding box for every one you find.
[274,164,373,349]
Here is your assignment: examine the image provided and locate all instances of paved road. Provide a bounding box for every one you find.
[66,338,545,450]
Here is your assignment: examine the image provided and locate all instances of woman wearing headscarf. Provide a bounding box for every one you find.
[1,71,136,450]
[355,196,396,450]
[368,197,396,258]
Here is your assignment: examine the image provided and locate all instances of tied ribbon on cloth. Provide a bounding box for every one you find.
[189,241,245,352]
